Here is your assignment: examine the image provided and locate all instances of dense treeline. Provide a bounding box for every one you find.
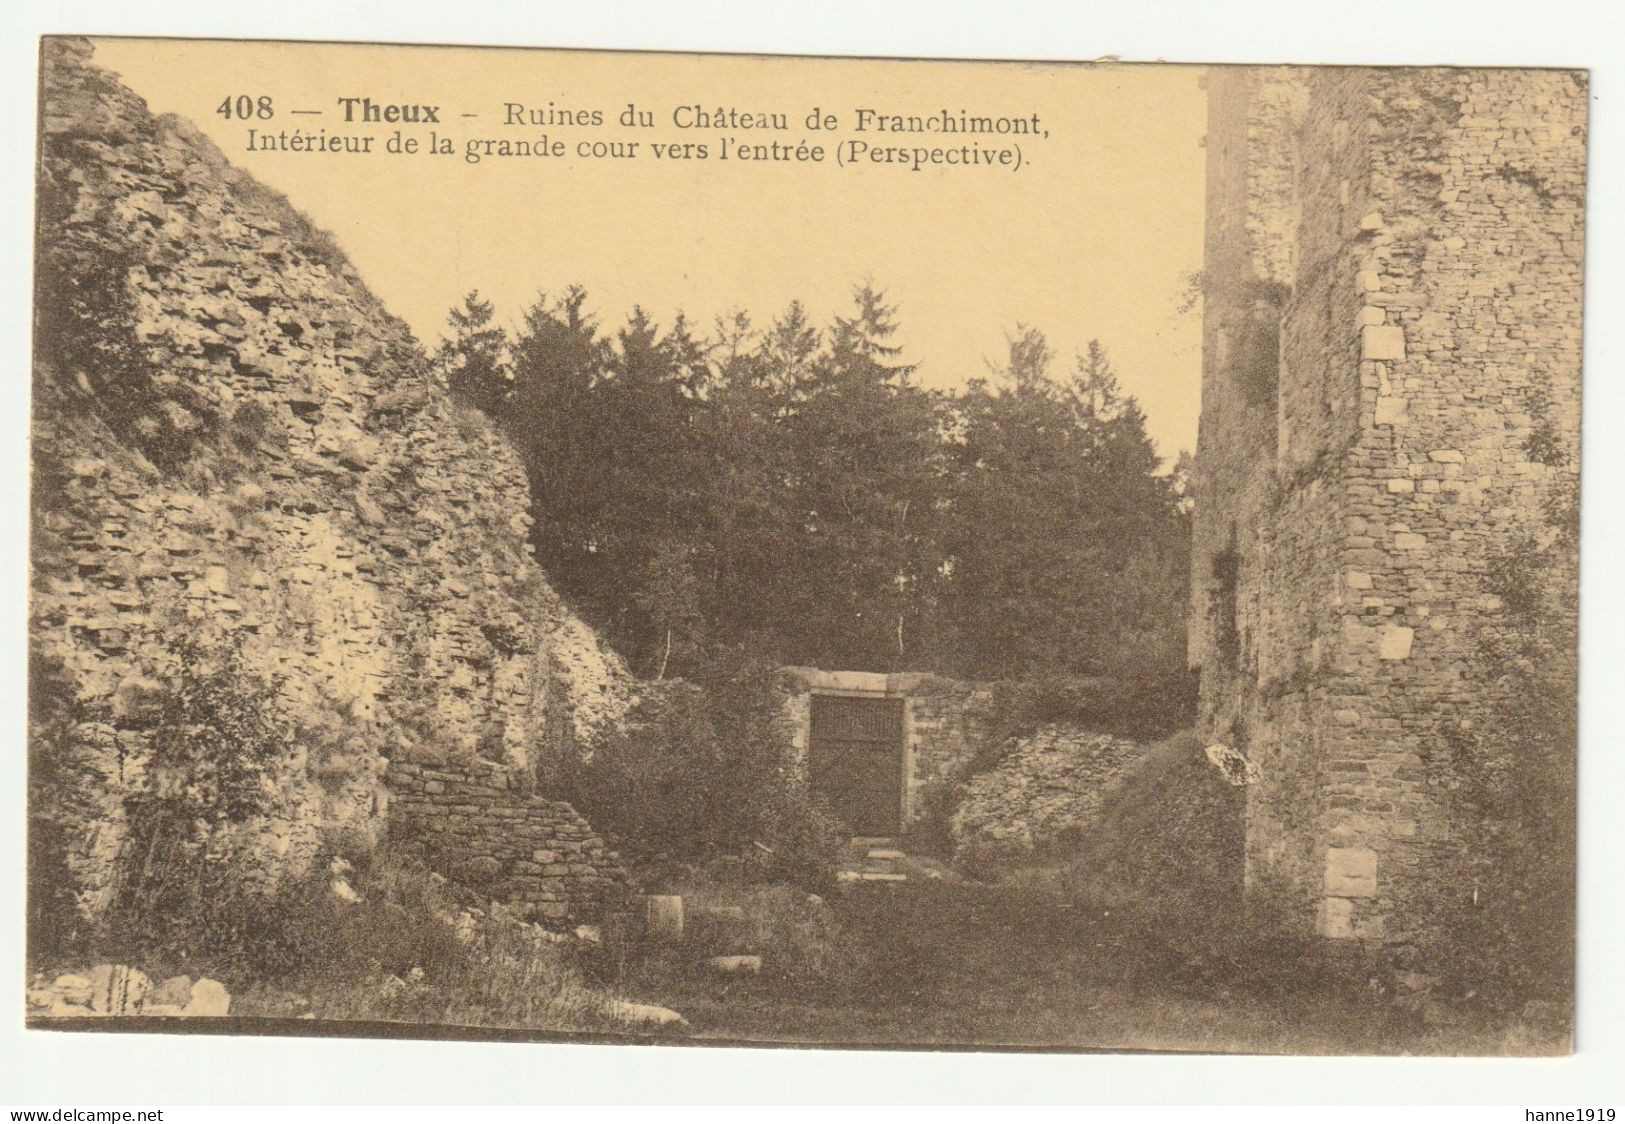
[434,284,1190,684]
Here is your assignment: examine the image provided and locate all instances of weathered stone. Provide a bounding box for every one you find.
[47,1000,97,1018]
[1321,896,1355,939]
[1378,626,1415,661]
[111,676,166,726]
[88,963,150,1014]
[706,955,762,975]
[51,974,93,1007]
[952,726,1145,861]
[607,1000,689,1031]
[149,975,194,1009]
[645,895,685,941]
[30,40,636,930]
[1324,847,1379,897]
[1374,394,1407,426]
[184,978,231,1017]
[1361,325,1406,361]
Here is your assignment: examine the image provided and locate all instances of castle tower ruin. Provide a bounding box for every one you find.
[1190,67,1585,954]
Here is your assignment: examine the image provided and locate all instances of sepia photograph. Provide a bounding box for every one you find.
[22,25,1588,1069]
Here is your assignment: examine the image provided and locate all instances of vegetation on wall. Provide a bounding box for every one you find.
[27,651,87,964]
[34,131,216,472]
[104,636,308,968]
[1426,466,1578,1012]
[1208,532,1243,669]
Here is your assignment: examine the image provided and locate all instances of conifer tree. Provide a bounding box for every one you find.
[435,290,510,417]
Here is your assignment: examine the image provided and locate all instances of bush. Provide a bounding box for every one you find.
[566,651,843,891]
[130,851,628,1033]
[106,636,300,960]
[362,904,617,1031]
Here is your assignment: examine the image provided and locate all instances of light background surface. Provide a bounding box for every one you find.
[4,0,1622,1108]
[90,37,1207,461]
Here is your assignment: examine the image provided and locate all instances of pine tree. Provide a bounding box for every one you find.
[506,287,614,629]
[943,332,1188,680]
[435,290,510,416]
[778,284,948,669]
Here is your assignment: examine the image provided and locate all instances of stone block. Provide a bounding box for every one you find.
[706,955,762,975]
[86,961,150,1013]
[1321,896,1355,939]
[184,978,231,1017]
[1361,325,1406,361]
[1374,394,1407,426]
[52,974,93,1007]
[645,894,684,941]
[1378,626,1415,661]
[1324,847,1378,897]
[149,975,193,1009]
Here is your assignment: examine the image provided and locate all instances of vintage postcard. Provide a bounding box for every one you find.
[26,35,1584,1057]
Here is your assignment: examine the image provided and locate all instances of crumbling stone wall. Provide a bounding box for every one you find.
[388,749,629,922]
[1190,67,1584,951]
[31,39,633,922]
[950,727,1145,863]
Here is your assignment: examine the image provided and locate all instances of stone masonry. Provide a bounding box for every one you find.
[32,40,634,923]
[1190,68,1584,950]
[388,749,629,922]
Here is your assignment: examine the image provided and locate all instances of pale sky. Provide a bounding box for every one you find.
[92,38,1207,460]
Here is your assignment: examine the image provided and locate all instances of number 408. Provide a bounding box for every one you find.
[217,95,275,120]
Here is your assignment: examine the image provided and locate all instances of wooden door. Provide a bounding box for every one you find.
[809,695,905,837]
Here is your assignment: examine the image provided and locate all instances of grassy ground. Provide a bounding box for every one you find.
[614,729,1567,1055]
[620,878,1566,1055]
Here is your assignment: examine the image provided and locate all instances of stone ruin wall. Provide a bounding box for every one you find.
[32,39,635,923]
[388,754,628,922]
[1191,66,1585,951]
